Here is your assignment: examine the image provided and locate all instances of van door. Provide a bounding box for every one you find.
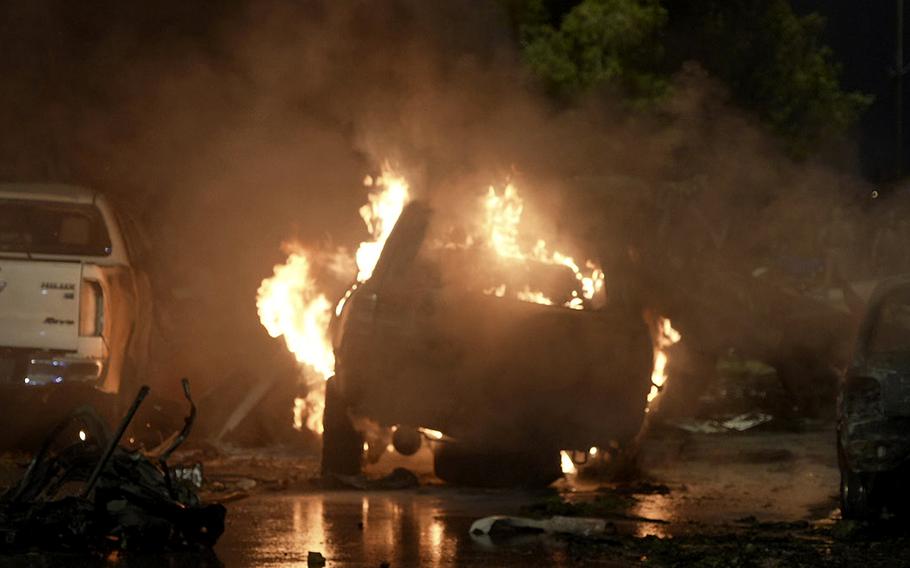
[0,259,81,351]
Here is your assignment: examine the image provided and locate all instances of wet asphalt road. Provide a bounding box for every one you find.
[211,425,841,567]
[217,489,629,567]
[0,426,886,567]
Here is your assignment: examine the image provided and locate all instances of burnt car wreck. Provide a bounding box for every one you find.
[321,202,655,486]
[0,380,225,554]
[838,278,910,519]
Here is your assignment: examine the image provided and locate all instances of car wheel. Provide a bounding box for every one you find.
[320,377,363,477]
[433,444,562,488]
[840,466,881,520]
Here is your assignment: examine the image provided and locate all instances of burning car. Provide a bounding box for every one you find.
[838,277,910,518]
[321,199,655,486]
[0,184,148,445]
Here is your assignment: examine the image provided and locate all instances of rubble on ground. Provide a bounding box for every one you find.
[0,381,226,554]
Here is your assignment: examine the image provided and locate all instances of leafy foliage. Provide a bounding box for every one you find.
[507,0,871,156]
[517,0,668,103]
[672,0,871,157]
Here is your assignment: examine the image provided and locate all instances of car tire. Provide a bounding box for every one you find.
[840,466,881,520]
[433,444,562,488]
[320,377,363,477]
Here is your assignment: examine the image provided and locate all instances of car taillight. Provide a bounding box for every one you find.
[79,280,104,336]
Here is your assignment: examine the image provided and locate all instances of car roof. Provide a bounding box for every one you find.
[0,183,97,204]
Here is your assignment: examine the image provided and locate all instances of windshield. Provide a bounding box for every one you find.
[0,199,112,256]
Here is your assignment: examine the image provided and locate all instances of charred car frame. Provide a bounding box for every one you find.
[838,277,910,518]
[321,202,654,486]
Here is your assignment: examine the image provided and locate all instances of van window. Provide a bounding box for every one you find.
[0,199,112,256]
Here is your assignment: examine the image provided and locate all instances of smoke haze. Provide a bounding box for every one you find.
[0,1,870,411]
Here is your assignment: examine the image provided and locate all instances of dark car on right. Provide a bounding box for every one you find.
[838,277,910,519]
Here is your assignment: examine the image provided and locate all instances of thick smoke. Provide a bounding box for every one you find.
[0,1,870,420]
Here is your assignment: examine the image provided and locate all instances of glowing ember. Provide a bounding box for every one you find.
[560,450,578,475]
[647,317,682,404]
[516,286,554,305]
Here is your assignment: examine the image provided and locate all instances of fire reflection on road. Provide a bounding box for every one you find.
[631,493,673,538]
[291,498,328,563]
[217,490,599,567]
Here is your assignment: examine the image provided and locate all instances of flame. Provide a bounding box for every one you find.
[355,166,410,282]
[259,168,613,438]
[257,248,335,381]
[647,317,681,404]
[483,184,524,260]
[257,165,410,435]
[560,450,578,475]
[516,286,554,305]
[418,427,445,441]
[293,397,305,431]
[481,184,605,308]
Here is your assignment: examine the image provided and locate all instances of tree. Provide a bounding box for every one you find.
[507,0,871,156]
[516,0,668,103]
[664,0,871,157]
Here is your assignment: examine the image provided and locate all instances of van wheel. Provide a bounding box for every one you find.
[320,377,363,477]
[433,444,562,488]
[841,467,881,520]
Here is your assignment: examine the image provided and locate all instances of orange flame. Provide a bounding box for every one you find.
[482,183,605,308]
[257,165,410,435]
[560,450,578,475]
[260,169,614,438]
[355,166,410,282]
[647,317,681,404]
[257,247,335,381]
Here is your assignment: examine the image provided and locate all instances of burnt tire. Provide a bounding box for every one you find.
[320,377,363,477]
[433,444,562,488]
[840,467,882,520]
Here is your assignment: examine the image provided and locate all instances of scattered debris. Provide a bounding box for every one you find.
[671,412,774,434]
[171,463,204,488]
[307,550,327,567]
[0,380,226,553]
[470,515,607,537]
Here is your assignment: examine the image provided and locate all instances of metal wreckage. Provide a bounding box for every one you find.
[0,379,225,553]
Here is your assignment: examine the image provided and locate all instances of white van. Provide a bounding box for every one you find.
[0,184,143,397]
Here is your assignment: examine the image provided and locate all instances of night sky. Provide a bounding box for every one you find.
[793,0,909,182]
